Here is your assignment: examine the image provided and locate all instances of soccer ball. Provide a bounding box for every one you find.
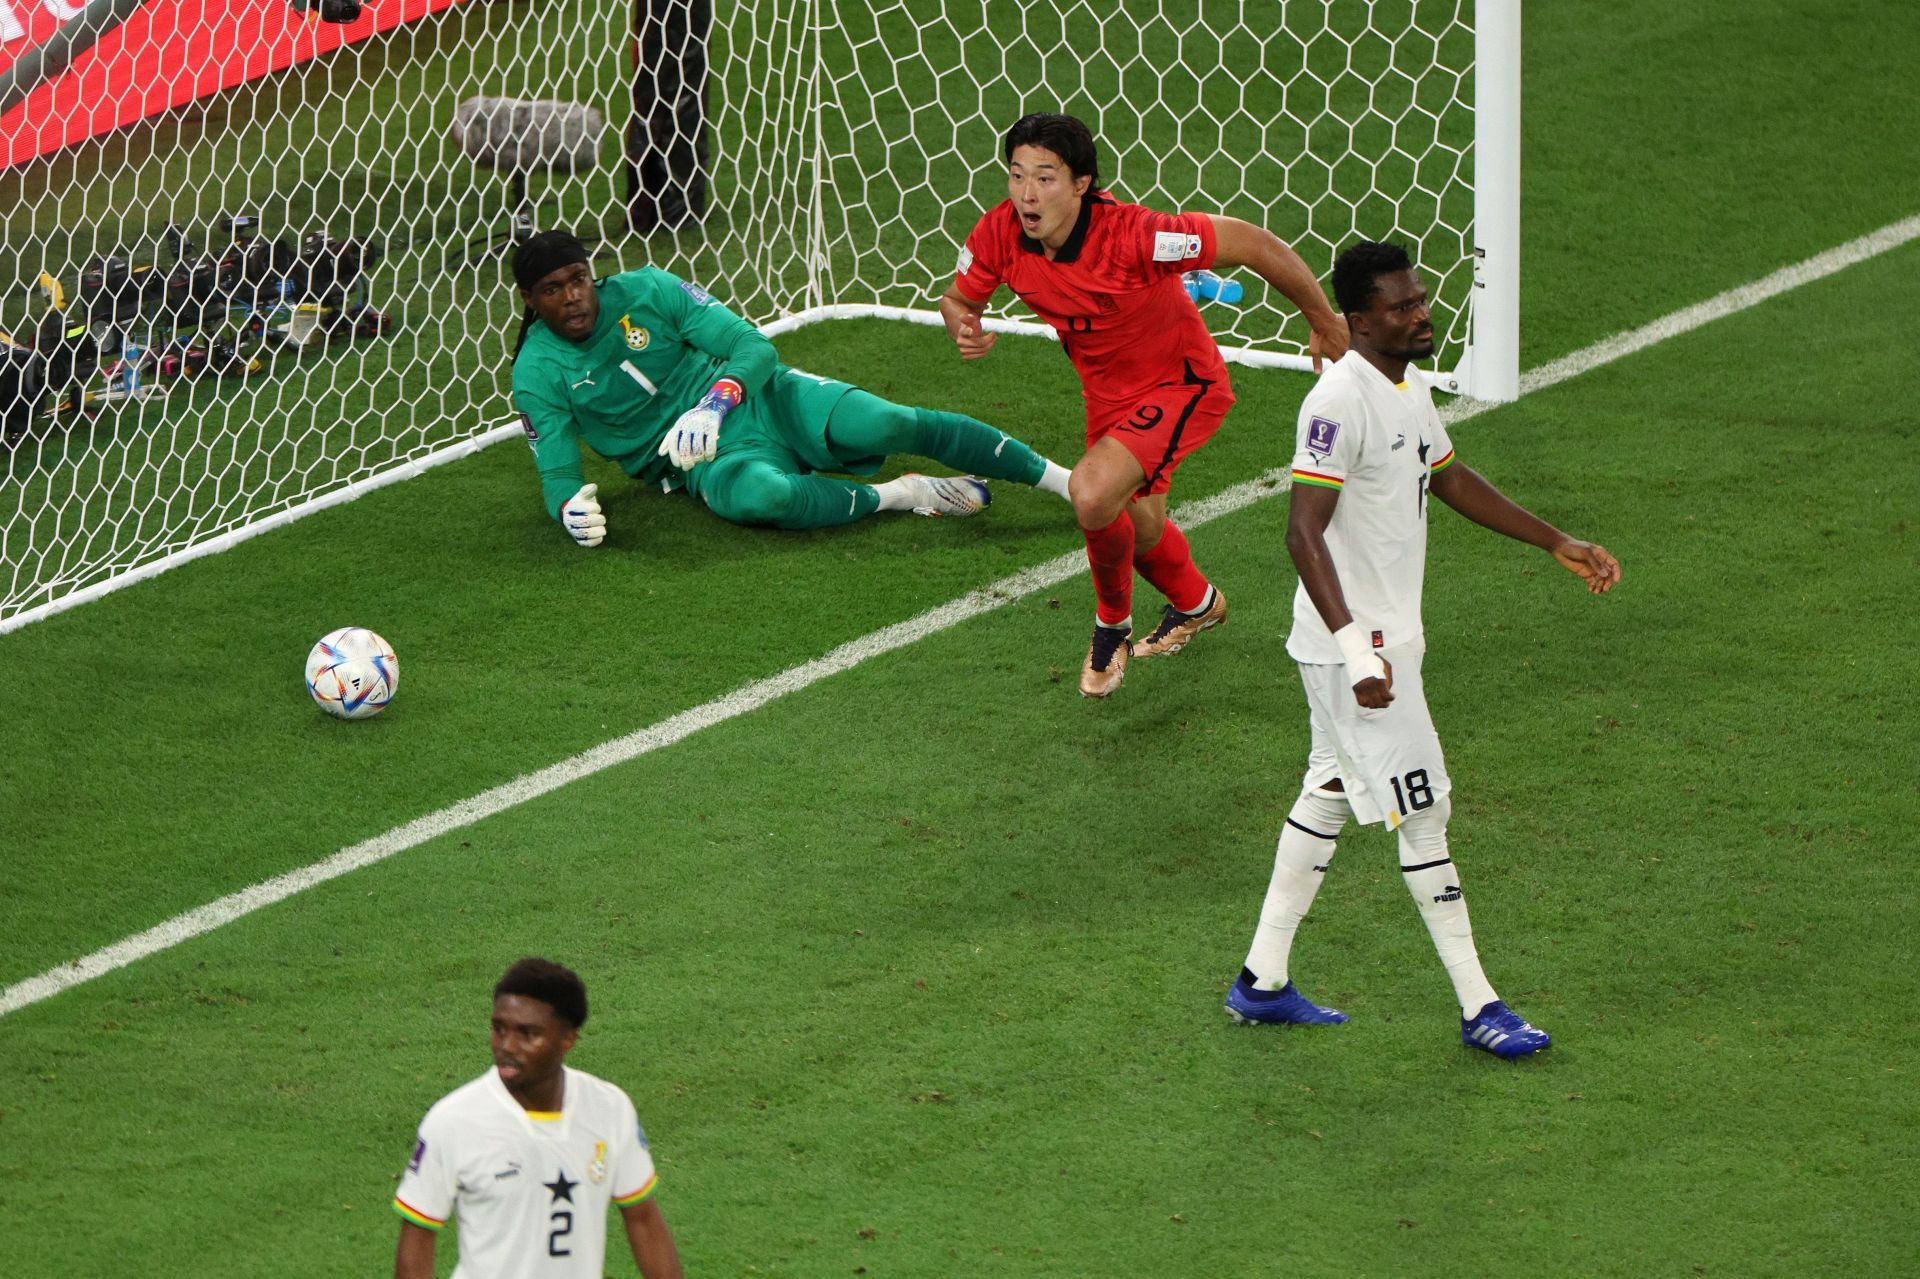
[305,626,399,719]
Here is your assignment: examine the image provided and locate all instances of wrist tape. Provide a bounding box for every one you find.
[1332,622,1388,686]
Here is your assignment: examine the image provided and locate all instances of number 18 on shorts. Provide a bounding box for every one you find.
[1298,644,1452,831]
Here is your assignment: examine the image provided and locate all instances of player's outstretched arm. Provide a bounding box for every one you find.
[394,1221,436,1279]
[1430,462,1621,594]
[620,1198,685,1279]
[518,379,595,527]
[1287,483,1394,707]
[1209,216,1349,372]
[939,284,998,360]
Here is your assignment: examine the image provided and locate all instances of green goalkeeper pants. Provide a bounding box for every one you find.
[694,386,1050,530]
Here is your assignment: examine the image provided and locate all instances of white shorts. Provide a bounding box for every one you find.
[1298,643,1452,831]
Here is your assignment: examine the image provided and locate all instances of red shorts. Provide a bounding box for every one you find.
[1086,378,1235,496]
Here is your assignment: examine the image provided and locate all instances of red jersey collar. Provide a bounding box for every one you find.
[1017,191,1112,263]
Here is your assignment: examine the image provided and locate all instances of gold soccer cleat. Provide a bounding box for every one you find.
[1079,624,1131,698]
[1131,588,1227,658]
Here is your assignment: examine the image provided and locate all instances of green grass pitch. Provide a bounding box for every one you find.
[2,2,1918,1276]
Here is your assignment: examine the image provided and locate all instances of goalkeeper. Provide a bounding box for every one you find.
[511,231,1072,546]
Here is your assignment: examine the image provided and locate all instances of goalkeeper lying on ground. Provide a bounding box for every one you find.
[510,230,1072,546]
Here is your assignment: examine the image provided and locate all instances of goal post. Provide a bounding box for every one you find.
[0,0,1520,634]
[1466,0,1521,402]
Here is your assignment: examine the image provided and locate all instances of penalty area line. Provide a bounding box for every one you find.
[4,210,1916,1021]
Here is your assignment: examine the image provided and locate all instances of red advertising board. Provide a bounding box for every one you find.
[1,0,465,169]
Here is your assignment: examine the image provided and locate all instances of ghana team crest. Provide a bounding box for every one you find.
[618,316,650,350]
[588,1139,608,1184]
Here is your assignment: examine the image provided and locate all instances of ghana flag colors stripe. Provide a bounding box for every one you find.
[392,1197,445,1230]
[614,1173,659,1206]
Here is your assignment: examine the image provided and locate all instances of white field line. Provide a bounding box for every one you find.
[1506,213,1920,397]
[4,212,1917,1020]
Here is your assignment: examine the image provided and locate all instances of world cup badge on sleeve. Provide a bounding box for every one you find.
[1307,416,1340,460]
[408,1139,426,1174]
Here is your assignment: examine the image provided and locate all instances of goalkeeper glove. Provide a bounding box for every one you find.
[561,483,606,548]
[659,378,743,470]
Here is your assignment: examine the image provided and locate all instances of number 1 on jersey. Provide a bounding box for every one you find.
[620,360,656,394]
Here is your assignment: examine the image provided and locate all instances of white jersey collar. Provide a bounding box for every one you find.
[1343,349,1411,393]
[485,1064,573,1139]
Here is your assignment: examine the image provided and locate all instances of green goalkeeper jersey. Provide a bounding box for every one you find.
[511,268,778,520]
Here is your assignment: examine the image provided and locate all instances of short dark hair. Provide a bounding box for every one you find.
[1331,240,1414,316]
[494,957,589,1029]
[1002,113,1100,190]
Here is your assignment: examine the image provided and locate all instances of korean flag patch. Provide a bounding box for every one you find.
[1152,231,1203,262]
[956,245,974,275]
[679,280,712,305]
[1306,416,1340,458]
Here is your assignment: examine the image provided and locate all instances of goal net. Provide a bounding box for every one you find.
[0,0,1514,632]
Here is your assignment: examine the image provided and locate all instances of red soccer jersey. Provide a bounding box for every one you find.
[953,194,1231,410]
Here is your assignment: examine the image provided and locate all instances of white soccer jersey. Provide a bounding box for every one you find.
[394,1066,659,1279]
[1286,351,1456,664]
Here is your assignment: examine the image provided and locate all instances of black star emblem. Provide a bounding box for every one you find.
[1417,438,1431,465]
[544,1170,578,1204]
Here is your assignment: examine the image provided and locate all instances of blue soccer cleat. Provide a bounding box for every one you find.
[1461,1000,1551,1058]
[1224,971,1348,1025]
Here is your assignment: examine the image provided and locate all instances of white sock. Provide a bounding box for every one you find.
[1243,787,1351,989]
[1398,801,1498,1017]
[1181,584,1217,618]
[871,476,921,512]
[1038,459,1072,500]
[1401,863,1497,1017]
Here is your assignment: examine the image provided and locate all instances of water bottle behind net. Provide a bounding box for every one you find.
[1182,270,1243,304]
